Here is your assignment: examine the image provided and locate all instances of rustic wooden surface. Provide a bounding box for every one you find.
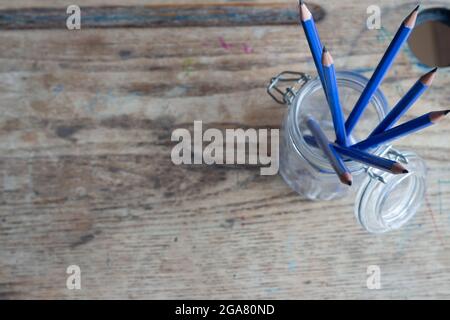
[0,0,449,299]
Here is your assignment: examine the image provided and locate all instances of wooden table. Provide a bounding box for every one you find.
[0,0,449,299]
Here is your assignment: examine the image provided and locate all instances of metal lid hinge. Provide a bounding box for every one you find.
[267,71,311,105]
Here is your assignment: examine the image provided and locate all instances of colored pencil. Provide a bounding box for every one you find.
[353,110,449,150]
[304,134,318,147]
[306,117,352,186]
[299,0,326,90]
[332,144,408,174]
[322,47,348,146]
[345,5,419,135]
[369,67,437,137]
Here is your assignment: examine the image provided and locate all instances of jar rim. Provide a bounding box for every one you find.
[288,70,390,174]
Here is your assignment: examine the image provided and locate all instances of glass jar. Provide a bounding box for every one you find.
[267,70,427,233]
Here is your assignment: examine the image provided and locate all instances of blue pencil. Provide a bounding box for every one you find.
[299,1,325,90]
[369,67,437,136]
[322,47,348,146]
[306,116,352,186]
[332,144,408,174]
[345,5,419,135]
[353,110,449,150]
[304,134,318,147]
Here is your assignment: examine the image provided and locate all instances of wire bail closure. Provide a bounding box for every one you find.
[365,146,409,184]
[267,71,311,105]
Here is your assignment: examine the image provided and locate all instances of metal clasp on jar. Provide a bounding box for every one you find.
[267,71,311,105]
[365,146,409,184]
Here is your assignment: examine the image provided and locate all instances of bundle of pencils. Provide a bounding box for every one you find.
[298,1,448,186]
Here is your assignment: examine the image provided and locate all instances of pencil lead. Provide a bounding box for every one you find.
[404,5,419,28]
[430,110,450,122]
[420,67,438,86]
[322,47,333,66]
[340,172,352,186]
[392,163,409,174]
[299,0,312,21]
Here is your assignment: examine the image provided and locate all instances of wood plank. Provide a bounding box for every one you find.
[0,2,325,29]
[0,0,450,299]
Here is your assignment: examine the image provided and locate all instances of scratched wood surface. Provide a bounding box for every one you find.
[0,0,449,299]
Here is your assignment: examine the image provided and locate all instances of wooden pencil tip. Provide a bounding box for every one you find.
[392,163,409,174]
[299,1,312,21]
[420,67,438,86]
[340,172,352,186]
[430,110,450,122]
[322,47,333,66]
[404,5,419,28]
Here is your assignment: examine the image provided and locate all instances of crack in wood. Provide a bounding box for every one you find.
[0,3,325,29]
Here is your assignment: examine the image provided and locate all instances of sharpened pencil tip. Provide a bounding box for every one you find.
[429,110,450,123]
[340,172,352,186]
[322,47,333,66]
[392,163,409,174]
[299,1,312,21]
[421,67,438,85]
[404,5,419,27]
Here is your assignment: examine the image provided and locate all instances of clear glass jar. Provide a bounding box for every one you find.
[355,149,427,233]
[268,71,427,233]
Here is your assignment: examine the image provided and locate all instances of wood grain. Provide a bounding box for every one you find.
[0,0,450,299]
[0,2,325,29]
